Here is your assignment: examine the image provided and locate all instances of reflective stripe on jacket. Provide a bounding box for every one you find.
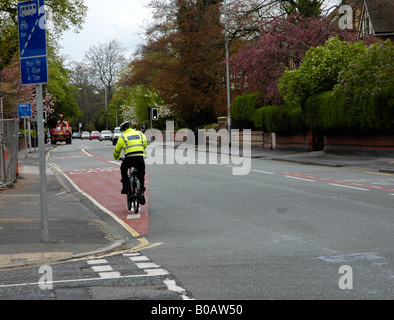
[113,128,147,160]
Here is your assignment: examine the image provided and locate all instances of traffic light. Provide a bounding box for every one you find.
[152,108,158,120]
[43,110,47,123]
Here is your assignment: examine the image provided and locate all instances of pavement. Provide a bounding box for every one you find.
[0,144,393,270]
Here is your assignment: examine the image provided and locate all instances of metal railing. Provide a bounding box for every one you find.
[0,119,19,188]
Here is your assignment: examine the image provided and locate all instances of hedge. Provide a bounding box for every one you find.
[253,105,307,134]
[303,91,394,135]
[232,93,261,122]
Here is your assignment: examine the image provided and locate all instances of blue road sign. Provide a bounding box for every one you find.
[18,103,32,117]
[18,0,48,85]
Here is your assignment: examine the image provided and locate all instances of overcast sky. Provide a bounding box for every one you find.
[59,0,153,63]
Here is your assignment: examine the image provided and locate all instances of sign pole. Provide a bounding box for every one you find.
[36,84,49,242]
[18,0,49,242]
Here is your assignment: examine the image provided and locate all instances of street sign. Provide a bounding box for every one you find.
[18,0,48,85]
[17,103,32,117]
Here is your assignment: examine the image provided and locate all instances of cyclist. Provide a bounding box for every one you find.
[113,121,147,204]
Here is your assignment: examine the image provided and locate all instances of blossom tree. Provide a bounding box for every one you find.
[1,55,55,119]
[229,14,358,105]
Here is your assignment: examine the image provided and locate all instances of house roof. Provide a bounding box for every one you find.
[365,0,394,34]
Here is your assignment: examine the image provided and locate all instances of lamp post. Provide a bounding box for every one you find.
[224,0,231,148]
[105,85,108,130]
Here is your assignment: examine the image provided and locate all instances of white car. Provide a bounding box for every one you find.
[81,131,90,140]
[99,130,112,141]
[112,127,121,145]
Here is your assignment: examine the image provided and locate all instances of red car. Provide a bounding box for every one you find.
[90,131,100,140]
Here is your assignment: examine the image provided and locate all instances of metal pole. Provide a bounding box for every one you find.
[36,84,49,242]
[105,86,108,130]
[0,97,4,183]
[24,117,27,158]
[224,0,231,148]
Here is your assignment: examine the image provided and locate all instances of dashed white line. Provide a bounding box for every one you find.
[329,183,369,191]
[251,169,274,175]
[91,265,113,272]
[87,259,108,265]
[285,175,314,182]
[99,272,121,279]
[145,269,169,276]
[129,255,150,262]
[136,262,161,269]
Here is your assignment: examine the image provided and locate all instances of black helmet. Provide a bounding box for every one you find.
[120,121,131,131]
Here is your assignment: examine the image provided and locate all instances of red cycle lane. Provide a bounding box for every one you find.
[63,151,149,236]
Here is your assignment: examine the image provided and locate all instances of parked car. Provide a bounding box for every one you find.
[90,131,100,140]
[81,131,90,140]
[72,132,81,139]
[112,127,121,145]
[99,130,112,141]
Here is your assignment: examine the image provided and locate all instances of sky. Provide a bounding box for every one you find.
[59,0,153,63]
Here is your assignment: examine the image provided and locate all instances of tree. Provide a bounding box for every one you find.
[47,59,81,127]
[230,14,359,105]
[278,36,371,107]
[334,39,394,104]
[1,55,55,119]
[124,0,227,129]
[69,62,104,131]
[84,39,127,129]
[84,39,127,104]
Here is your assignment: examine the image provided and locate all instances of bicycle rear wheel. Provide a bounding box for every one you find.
[127,185,132,212]
[132,178,140,214]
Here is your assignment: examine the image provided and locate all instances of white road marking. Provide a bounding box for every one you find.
[251,169,274,175]
[129,255,150,262]
[87,259,108,265]
[285,175,314,182]
[91,265,113,272]
[329,183,369,191]
[136,262,160,269]
[98,272,121,279]
[80,149,94,157]
[0,273,168,289]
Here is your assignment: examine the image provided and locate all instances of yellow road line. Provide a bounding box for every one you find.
[49,163,151,249]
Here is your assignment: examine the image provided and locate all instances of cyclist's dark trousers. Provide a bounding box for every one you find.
[121,156,145,191]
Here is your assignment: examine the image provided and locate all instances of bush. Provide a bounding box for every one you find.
[279,37,369,107]
[253,105,276,130]
[232,93,261,122]
[254,105,307,134]
[303,91,394,135]
[334,39,394,104]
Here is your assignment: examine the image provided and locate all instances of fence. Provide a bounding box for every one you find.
[0,119,19,188]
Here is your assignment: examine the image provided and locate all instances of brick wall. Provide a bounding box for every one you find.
[275,132,314,152]
[324,135,394,157]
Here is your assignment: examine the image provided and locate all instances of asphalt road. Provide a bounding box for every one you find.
[144,144,393,299]
[2,140,392,301]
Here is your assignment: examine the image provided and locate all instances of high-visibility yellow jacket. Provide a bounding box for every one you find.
[113,128,147,160]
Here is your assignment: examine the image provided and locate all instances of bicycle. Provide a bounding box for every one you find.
[120,158,141,214]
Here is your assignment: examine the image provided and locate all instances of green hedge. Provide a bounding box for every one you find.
[303,91,394,135]
[253,105,307,134]
[232,89,393,135]
[232,93,261,122]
